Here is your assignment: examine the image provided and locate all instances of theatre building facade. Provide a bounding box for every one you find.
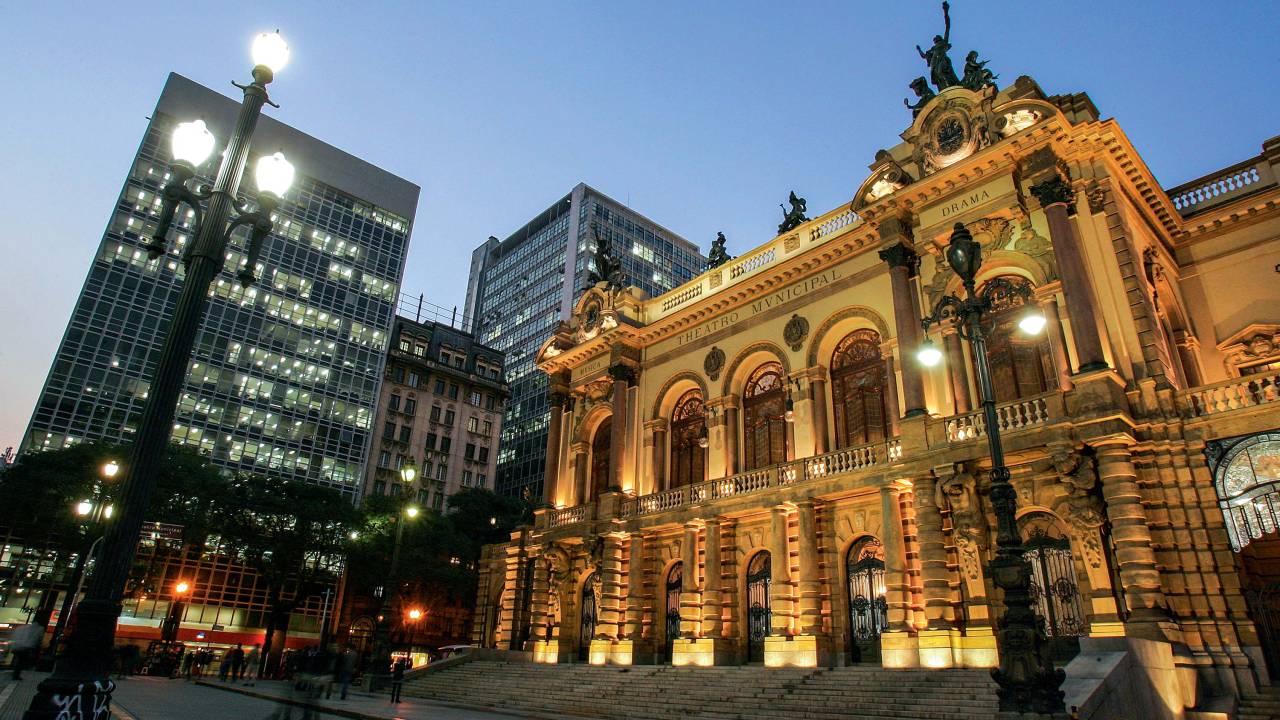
[470,76,1280,710]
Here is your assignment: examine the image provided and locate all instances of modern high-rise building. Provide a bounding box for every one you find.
[16,73,418,651]
[464,184,703,498]
[23,73,418,497]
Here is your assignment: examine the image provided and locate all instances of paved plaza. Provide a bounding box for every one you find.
[0,674,548,720]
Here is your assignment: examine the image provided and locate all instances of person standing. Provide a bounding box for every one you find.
[389,656,407,704]
[336,646,357,700]
[229,644,245,681]
[9,621,44,680]
[218,648,232,681]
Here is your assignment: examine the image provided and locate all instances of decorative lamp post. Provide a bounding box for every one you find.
[917,222,1064,714]
[26,32,293,719]
[46,460,121,666]
[368,502,419,688]
[161,581,192,643]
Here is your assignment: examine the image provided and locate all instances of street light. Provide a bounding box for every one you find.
[919,223,1065,714]
[28,32,294,719]
[369,503,419,689]
[400,456,418,485]
[162,581,192,644]
[45,459,121,668]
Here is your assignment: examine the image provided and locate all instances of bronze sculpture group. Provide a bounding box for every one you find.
[905,2,997,114]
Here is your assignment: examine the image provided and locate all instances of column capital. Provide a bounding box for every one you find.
[608,363,638,385]
[705,394,739,410]
[789,365,828,383]
[1086,433,1137,452]
[878,242,919,270]
[1029,174,1076,213]
[642,418,668,433]
[570,440,590,456]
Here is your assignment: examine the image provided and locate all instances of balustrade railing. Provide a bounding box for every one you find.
[548,504,587,528]
[729,247,777,279]
[809,209,858,242]
[1182,370,1280,418]
[943,393,1053,443]
[661,283,703,311]
[1167,158,1272,216]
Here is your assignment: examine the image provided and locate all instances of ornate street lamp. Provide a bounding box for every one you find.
[26,32,293,719]
[368,502,419,688]
[918,222,1064,714]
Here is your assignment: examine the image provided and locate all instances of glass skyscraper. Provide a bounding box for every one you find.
[463,184,703,498]
[22,73,419,498]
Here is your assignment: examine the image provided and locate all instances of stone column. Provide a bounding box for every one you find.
[644,419,667,492]
[915,472,954,628]
[1174,333,1204,388]
[796,500,823,635]
[1039,293,1075,391]
[703,520,724,638]
[1029,174,1109,372]
[608,364,636,492]
[623,535,647,642]
[788,369,820,460]
[879,239,927,417]
[942,326,972,414]
[809,369,830,456]
[769,505,794,636]
[724,401,741,476]
[1091,436,1168,632]
[882,347,902,438]
[543,388,569,502]
[880,483,910,631]
[680,522,702,638]
[570,441,589,504]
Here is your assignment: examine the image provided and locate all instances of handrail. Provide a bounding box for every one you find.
[943,392,1054,443]
[1181,370,1280,418]
[548,505,587,528]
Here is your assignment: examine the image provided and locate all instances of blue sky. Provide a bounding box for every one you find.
[1,1,1277,449]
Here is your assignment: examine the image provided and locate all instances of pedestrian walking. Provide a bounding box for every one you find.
[389,656,407,703]
[243,644,261,685]
[9,621,44,680]
[218,649,232,681]
[182,650,195,679]
[336,646,357,700]
[229,643,245,680]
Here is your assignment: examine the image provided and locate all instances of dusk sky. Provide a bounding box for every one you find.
[1,1,1277,451]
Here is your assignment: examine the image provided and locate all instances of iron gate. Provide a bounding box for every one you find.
[846,539,888,663]
[578,572,597,661]
[665,563,682,662]
[1246,582,1280,677]
[746,552,771,663]
[1023,530,1087,659]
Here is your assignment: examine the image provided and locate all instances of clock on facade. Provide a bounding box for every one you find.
[936,118,966,155]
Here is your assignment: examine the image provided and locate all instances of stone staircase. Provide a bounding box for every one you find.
[403,661,1001,720]
[1237,686,1280,720]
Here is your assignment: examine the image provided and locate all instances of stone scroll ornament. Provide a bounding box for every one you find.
[704,346,726,381]
[784,314,810,352]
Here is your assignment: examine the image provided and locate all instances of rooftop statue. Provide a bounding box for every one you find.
[961,50,998,91]
[904,77,936,117]
[706,231,733,270]
[917,1,961,91]
[778,191,809,234]
[586,222,625,291]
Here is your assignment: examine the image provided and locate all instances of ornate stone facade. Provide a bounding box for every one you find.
[471,76,1280,716]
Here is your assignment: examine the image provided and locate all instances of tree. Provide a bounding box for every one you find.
[218,474,359,673]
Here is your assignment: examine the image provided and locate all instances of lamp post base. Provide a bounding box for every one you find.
[24,599,121,720]
[988,550,1066,715]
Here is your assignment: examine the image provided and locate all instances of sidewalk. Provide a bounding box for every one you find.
[194,678,549,720]
[0,673,139,720]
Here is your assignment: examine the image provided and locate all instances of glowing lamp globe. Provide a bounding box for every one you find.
[102,460,120,479]
[917,339,944,367]
[171,120,216,167]
[251,31,290,74]
[175,581,191,594]
[1018,310,1047,335]
[405,506,420,519]
[76,500,93,517]
[255,152,295,198]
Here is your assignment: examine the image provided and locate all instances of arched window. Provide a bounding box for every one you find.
[743,362,788,470]
[670,390,706,487]
[981,275,1055,402]
[831,329,887,448]
[590,417,612,499]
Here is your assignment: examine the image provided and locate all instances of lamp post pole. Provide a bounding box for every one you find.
[369,459,417,689]
[26,34,293,719]
[919,222,1065,715]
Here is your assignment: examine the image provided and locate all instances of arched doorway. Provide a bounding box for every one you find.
[746,551,771,663]
[845,536,887,663]
[670,390,706,488]
[980,275,1055,402]
[589,418,612,500]
[743,363,788,470]
[578,572,598,662]
[1020,513,1087,660]
[348,617,374,662]
[664,562,682,662]
[1208,431,1280,675]
[831,329,888,448]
